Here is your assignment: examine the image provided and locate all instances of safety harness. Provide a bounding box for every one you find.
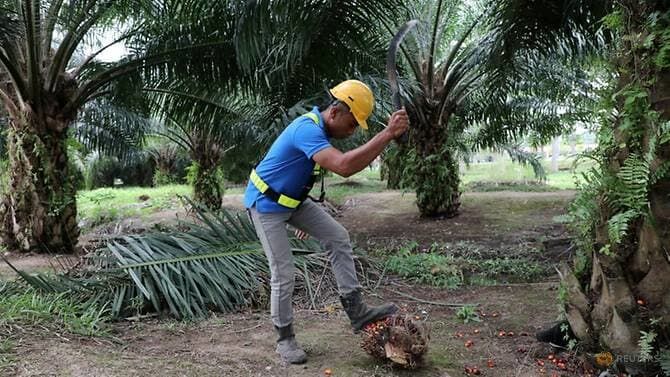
[249,112,326,209]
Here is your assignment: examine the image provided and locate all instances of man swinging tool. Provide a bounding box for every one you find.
[244,80,409,364]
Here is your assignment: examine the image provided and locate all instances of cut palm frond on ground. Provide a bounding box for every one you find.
[4,202,325,320]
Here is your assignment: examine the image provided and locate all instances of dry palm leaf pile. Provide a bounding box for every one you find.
[360,314,431,368]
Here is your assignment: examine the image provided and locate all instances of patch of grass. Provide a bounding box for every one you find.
[0,283,111,337]
[385,242,464,288]
[77,185,192,229]
[463,258,546,283]
[461,155,596,190]
[158,319,194,335]
[0,335,14,372]
[426,351,459,370]
[382,241,551,287]
[463,181,562,192]
[461,159,545,185]
[0,281,111,373]
[455,305,481,324]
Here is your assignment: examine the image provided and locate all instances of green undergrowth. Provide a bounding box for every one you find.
[77,185,192,230]
[0,280,112,373]
[463,180,564,192]
[460,156,596,190]
[0,281,111,336]
[381,241,551,288]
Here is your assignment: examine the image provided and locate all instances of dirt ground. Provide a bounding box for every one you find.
[2,190,594,377]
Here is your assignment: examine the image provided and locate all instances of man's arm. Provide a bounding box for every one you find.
[313,109,409,177]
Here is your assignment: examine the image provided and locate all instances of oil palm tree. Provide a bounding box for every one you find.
[149,85,272,209]
[0,0,244,253]
[381,0,601,218]
[564,4,670,373]
[499,0,670,373]
[146,142,183,186]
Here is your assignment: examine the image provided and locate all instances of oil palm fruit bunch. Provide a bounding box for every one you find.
[360,314,430,368]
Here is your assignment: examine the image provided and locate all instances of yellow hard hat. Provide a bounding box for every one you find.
[329,80,374,129]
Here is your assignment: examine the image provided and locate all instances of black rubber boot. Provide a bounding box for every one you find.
[275,324,307,364]
[340,290,398,332]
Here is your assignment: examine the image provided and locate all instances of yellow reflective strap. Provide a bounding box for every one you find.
[249,169,269,193]
[277,195,301,209]
[250,169,302,208]
[303,112,319,124]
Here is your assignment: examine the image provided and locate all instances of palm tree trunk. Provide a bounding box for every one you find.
[413,120,461,218]
[189,137,226,210]
[380,145,410,190]
[193,172,222,210]
[191,160,223,210]
[0,118,78,253]
[563,2,670,371]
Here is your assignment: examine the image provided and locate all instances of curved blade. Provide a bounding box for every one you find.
[386,20,418,111]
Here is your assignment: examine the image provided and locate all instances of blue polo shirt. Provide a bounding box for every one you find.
[244,107,332,213]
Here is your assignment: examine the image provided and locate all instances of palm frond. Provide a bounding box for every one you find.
[236,0,405,106]
[492,0,613,60]
[500,144,547,181]
[456,50,600,149]
[0,6,21,39]
[74,97,155,158]
[7,200,327,320]
[0,5,28,100]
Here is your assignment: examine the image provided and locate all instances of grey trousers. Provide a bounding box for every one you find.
[248,199,361,328]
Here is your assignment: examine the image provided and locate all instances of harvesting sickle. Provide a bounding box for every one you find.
[386,19,418,142]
